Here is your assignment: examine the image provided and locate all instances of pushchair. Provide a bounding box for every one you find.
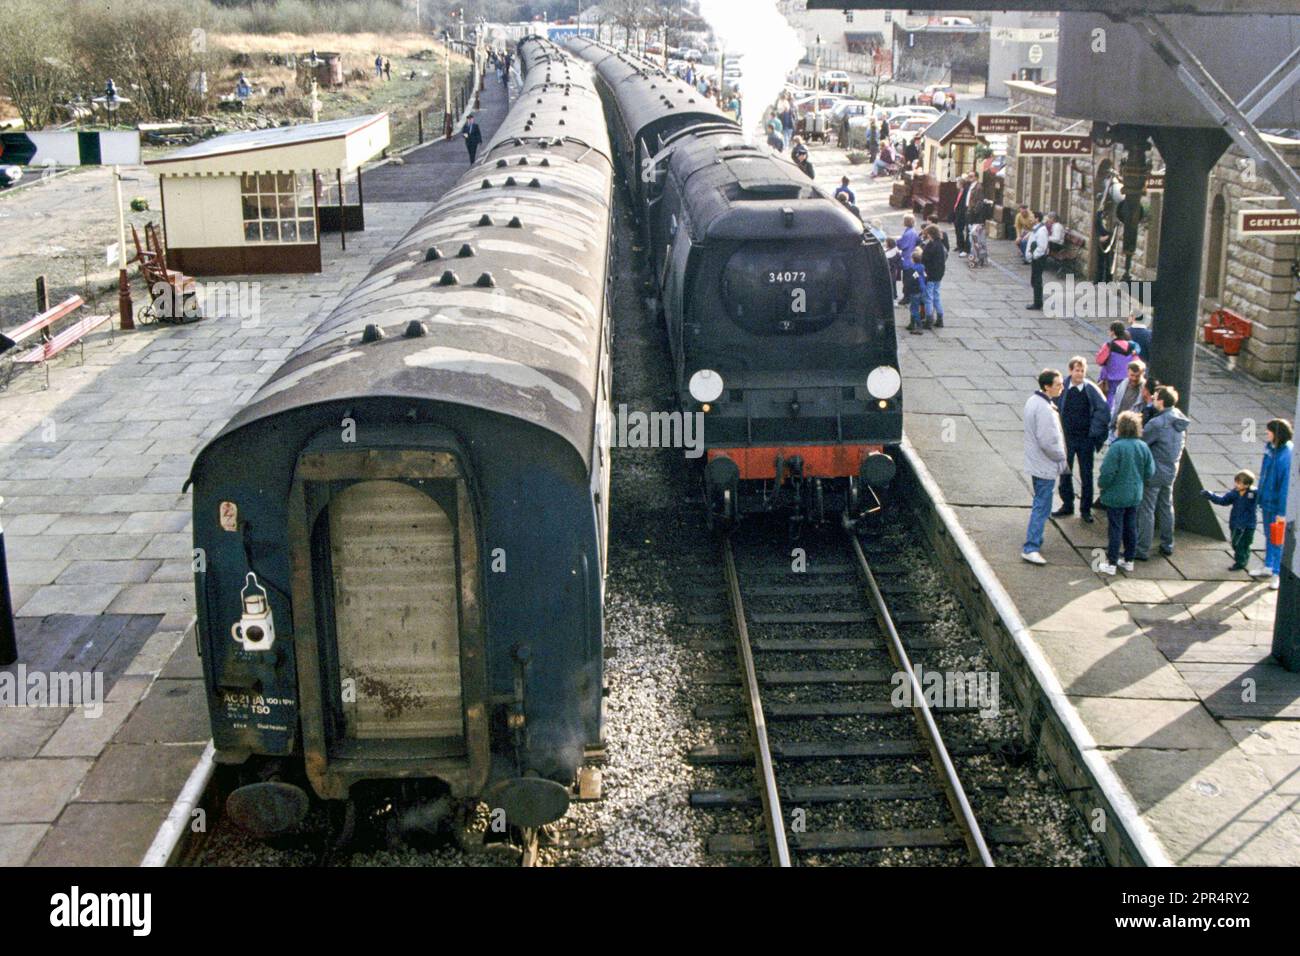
[968,222,989,268]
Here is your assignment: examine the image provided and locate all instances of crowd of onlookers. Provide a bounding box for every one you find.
[1022,356,1292,589]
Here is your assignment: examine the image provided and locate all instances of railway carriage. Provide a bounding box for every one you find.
[567,37,901,528]
[187,36,615,841]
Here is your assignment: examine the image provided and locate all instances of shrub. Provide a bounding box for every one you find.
[847,151,869,165]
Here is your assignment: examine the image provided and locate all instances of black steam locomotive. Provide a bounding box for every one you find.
[567,37,901,527]
[187,36,614,843]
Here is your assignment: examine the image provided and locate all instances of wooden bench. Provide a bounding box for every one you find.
[1048,228,1087,272]
[2,297,112,389]
[0,295,84,356]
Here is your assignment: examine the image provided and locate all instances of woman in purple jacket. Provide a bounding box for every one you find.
[1096,322,1138,409]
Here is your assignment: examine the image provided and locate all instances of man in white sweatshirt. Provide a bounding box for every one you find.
[1023,368,1068,564]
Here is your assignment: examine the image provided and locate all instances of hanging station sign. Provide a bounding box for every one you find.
[1016,131,1092,156]
[976,114,1032,134]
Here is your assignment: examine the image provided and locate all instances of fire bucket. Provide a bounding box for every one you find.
[1221,332,1243,355]
[1202,323,1217,344]
[1270,518,1286,547]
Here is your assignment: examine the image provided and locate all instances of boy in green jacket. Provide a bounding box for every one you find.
[1098,411,1156,575]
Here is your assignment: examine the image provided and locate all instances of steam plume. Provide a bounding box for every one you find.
[697,0,804,140]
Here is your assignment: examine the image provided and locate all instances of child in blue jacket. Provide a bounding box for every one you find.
[1202,470,1258,571]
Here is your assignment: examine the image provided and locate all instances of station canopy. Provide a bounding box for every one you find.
[146,114,390,176]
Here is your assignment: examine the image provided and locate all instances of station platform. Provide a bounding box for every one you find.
[814,144,1300,865]
[0,80,511,866]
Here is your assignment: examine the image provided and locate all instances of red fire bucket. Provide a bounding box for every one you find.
[1270,518,1286,547]
[1221,332,1243,355]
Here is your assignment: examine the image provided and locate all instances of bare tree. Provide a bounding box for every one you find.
[0,0,73,129]
[69,0,212,122]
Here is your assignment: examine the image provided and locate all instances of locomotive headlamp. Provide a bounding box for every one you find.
[231,572,276,652]
[866,366,901,400]
[689,368,724,403]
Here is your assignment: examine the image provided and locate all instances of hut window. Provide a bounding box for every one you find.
[241,171,317,244]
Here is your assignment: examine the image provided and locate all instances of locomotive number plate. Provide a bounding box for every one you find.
[767,271,806,283]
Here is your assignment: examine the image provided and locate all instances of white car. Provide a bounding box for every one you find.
[830,100,873,119]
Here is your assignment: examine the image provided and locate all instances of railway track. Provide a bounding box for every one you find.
[687,525,1032,865]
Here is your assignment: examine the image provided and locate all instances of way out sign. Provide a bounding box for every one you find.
[1237,209,1300,236]
[0,130,141,167]
[1016,131,1091,156]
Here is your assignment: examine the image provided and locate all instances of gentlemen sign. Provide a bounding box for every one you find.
[1237,209,1300,236]
[0,130,141,167]
[1016,131,1091,156]
[977,114,1032,134]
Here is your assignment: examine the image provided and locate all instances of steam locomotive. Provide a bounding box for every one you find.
[566,37,901,528]
[187,36,614,844]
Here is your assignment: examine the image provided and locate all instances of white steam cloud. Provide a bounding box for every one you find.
[698,0,804,140]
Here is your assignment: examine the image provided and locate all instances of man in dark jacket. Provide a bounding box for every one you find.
[1053,356,1109,523]
[462,114,483,163]
[953,172,973,256]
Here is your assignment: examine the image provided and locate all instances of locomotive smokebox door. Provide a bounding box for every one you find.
[487,776,571,829]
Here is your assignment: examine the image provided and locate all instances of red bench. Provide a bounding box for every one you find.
[0,295,83,355]
[2,296,112,389]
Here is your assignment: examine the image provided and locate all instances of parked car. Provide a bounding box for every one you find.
[794,92,847,114]
[822,69,851,94]
[895,115,936,135]
[830,99,874,120]
[918,84,953,106]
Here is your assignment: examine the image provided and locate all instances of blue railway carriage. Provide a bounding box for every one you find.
[186,36,615,838]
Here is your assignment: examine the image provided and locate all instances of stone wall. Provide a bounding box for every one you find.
[1000,82,1300,384]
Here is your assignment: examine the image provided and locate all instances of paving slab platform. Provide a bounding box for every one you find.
[812,143,1299,865]
[0,79,511,866]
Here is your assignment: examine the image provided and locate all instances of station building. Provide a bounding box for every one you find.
[145,114,389,276]
[999,78,1300,384]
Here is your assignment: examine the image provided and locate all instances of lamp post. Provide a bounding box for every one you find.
[93,80,134,331]
[444,34,453,138]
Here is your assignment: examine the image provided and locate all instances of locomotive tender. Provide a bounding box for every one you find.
[568,37,902,527]
[188,36,614,839]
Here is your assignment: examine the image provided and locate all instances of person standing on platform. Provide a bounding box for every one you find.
[953,173,973,257]
[879,116,890,142]
[1096,321,1138,406]
[1139,378,1160,427]
[1126,311,1153,361]
[1251,418,1293,590]
[462,113,483,163]
[921,224,947,328]
[1107,359,1147,441]
[1135,385,1190,560]
[1203,471,1259,572]
[834,176,856,205]
[1025,213,1049,310]
[902,248,928,335]
[895,215,920,304]
[1053,357,1109,524]
[781,100,796,148]
[792,143,814,179]
[1097,411,1157,575]
[1022,369,1069,566]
